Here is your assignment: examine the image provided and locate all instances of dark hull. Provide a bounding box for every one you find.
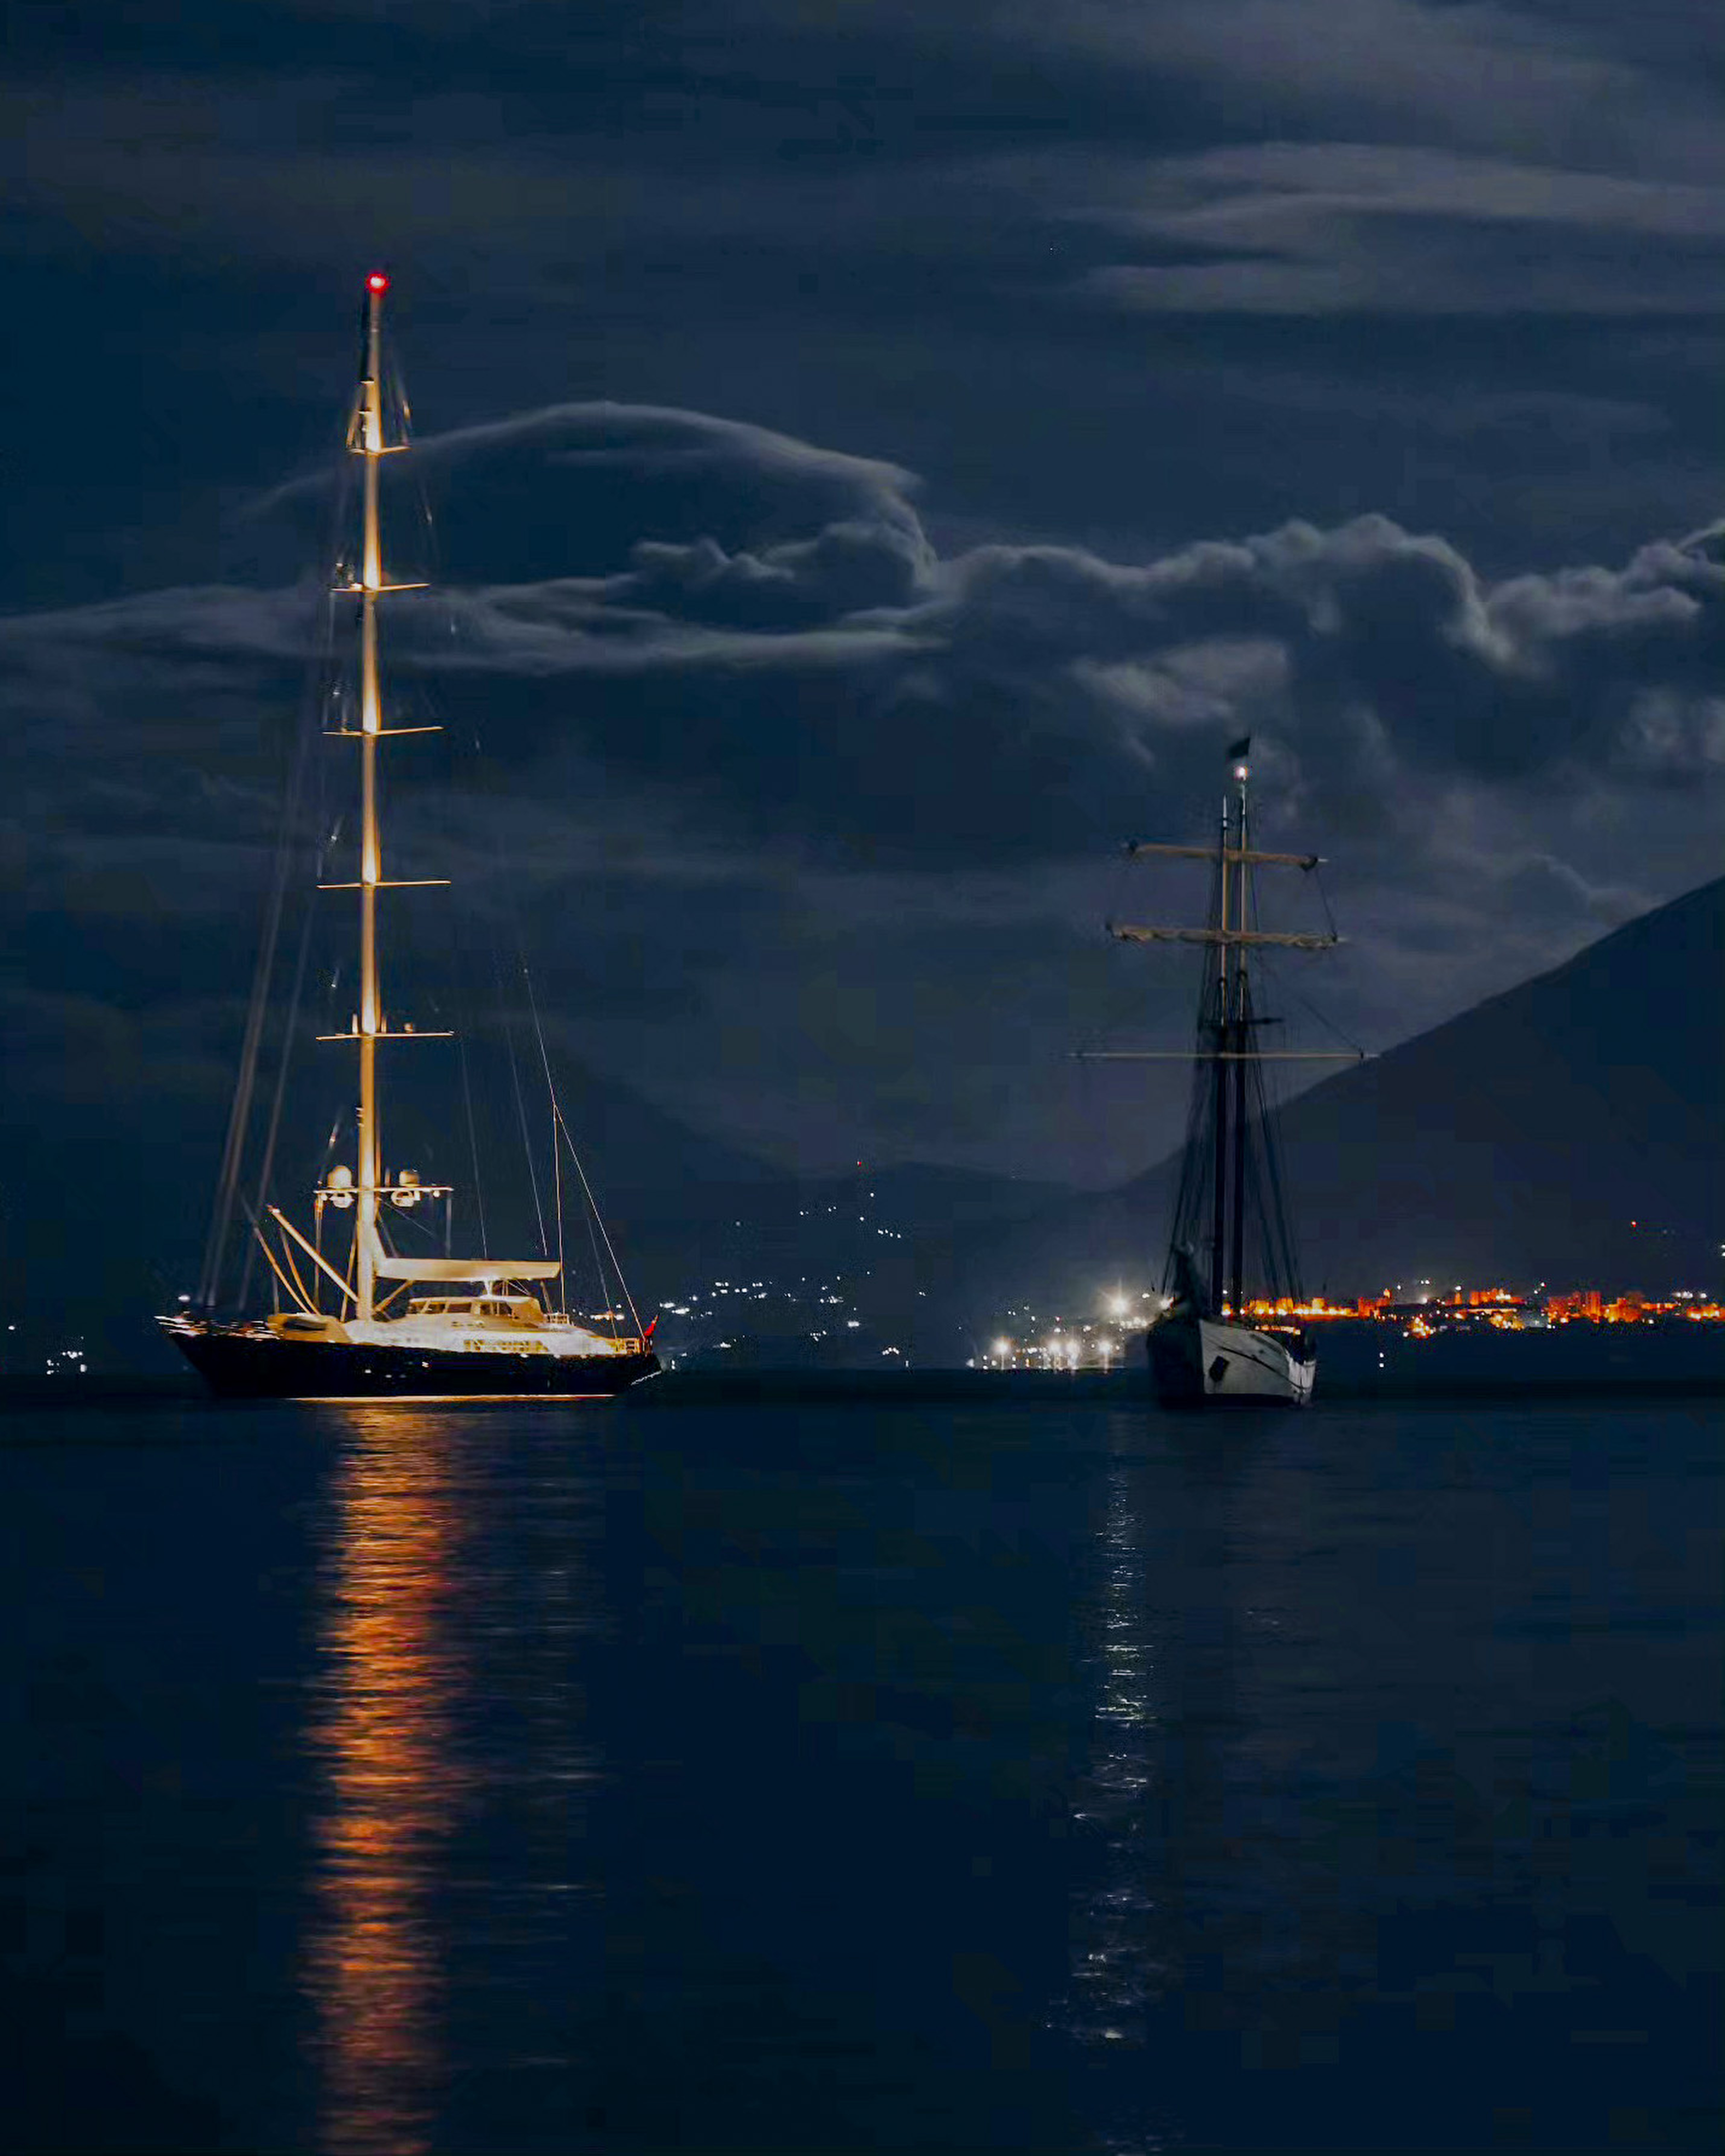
[1147,1314,1208,1405]
[165,1322,657,1401]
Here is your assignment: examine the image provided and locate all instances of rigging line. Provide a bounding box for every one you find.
[1164,932,1214,1290]
[569,1136,613,1334]
[518,943,564,1140]
[449,634,562,1272]
[202,889,277,1307]
[1239,1087,1279,1305]
[238,1197,312,1318]
[1264,955,1371,1059]
[255,1222,308,1317]
[556,1109,645,1341]
[1155,845,1223,1292]
[579,1166,613,1336]
[274,1221,320,1318]
[456,1015,488,1259]
[445,586,598,1301]
[459,715,552,1262]
[518,952,593,1317]
[202,933,271,1307]
[502,898,556,1269]
[494,941,550,1257]
[1088,838,1145,1056]
[551,1105,567,1319]
[535,1051,611,1330]
[446,891,490,1259]
[561,1115,639,1343]
[201,603,328,1310]
[1251,1050,1302,1305]
[235,849,321,1313]
[1314,861,1341,944]
[207,406,349,1199]
[383,1198,442,1247]
[218,411,359,1308]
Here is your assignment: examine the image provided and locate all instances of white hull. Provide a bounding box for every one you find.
[279,1307,636,1364]
[1149,1313,1316,1406]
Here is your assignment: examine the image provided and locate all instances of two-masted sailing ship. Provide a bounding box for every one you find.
[162,276,658,1400]
[1101,740,1356,1406]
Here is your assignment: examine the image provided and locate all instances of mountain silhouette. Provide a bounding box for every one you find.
[8,880,1716,1373]
[952,875,1724,1321]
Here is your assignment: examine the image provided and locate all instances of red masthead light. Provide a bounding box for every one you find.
[367,272,389,293]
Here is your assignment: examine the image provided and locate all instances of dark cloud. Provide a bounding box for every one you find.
[8,0,1725,620]
[3,397,1719,1192]
[617,518,933,627]
[13,402,1725,853]
[362,414,1725,866]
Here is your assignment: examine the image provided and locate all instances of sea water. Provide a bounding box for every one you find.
[2,1391,1718,2153]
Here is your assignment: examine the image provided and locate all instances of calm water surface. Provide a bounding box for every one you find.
[2,1395,1718,2153]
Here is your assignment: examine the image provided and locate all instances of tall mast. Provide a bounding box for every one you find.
[1209,787,1231,1310]
[1099,737,1360,1318]
[1228,753,1251,1317]
[319,275,444,1318]
[354,271,390,1323]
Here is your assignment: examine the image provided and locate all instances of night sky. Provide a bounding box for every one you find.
[5,0,1723,1232]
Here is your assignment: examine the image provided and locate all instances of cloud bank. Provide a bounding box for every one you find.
[4,400,1720,1185]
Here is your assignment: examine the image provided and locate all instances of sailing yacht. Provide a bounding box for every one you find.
[161,275,658,1401]
[1100,740,1357,1406]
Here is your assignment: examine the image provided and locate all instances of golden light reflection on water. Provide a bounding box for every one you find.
[305,1410,472,2156]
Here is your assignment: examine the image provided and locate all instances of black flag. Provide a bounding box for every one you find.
[1226,734,1251,758]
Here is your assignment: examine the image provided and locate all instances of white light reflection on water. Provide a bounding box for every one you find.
[303,1410,473,2156]
[1058,1427,1262,2156]
[1062,1459,1169,2097]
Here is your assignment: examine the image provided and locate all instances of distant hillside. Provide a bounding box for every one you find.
[1,1030,1066,1371]
[0,1045,786,1372]
[612,1158,1075,1367]
[1285,874,1722,1290]
[13,881,1716,1372]
[958,877,1725,1314]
